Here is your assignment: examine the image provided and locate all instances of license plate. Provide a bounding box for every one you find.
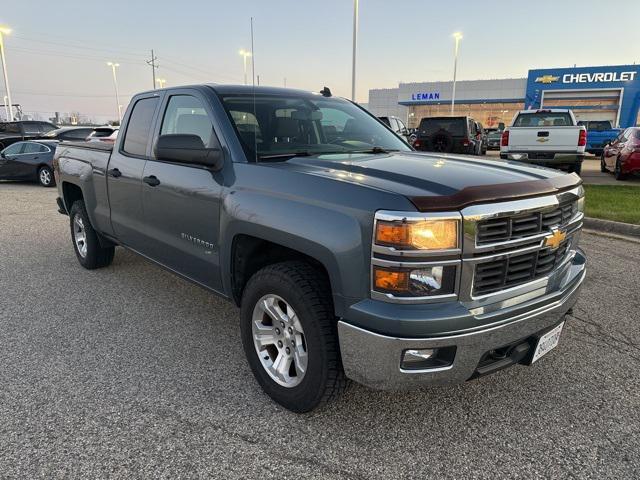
[531,322,564,363]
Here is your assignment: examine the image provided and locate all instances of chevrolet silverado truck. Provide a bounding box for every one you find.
[54,85,586,412]
[500,109,586,175]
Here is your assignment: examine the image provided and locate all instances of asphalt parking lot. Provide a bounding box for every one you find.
[1,183,639,479]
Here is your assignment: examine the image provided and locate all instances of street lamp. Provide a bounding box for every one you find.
[450,32,463,115]
[239,49,252,85]
[351,0,359,101]
[156,78,167,88]
[0,25,14,121]
[107,62,121,122]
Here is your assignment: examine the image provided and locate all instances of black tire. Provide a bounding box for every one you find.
[600,154,608,173]
[614,158,627,181]
[69,200,115,269]
[38,165,55,187]
[568,162,582,176]
[240,261,348,413]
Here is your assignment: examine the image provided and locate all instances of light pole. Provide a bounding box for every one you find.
[3,95,8,122]
[239,49,252,85]
[351,0,359,101]
[451,32,463,115]
[156,78,167,89]
[0,26,14,122]
[107,62,121,122]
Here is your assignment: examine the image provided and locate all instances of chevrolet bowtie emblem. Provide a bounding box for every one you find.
[544,229,567,250]
[537,137,549,142]
[535,75,559,84]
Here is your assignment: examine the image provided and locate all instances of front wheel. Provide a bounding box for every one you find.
[240,261,348,413]
[614,158,627,181]
[69,200,115,269]
[38,166,55,187]
[600,154,608,173]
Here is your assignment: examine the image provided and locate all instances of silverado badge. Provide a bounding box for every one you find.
[544,228,567,250]
[535,75,559,84]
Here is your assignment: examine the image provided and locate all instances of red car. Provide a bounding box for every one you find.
[601,127,640,180]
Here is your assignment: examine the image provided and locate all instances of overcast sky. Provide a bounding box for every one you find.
[3,0,640,122]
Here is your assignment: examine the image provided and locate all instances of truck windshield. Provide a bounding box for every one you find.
[219,93,410,160]
[513,112,573,127]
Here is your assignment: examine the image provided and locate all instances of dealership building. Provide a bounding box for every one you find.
[368,64,640,130]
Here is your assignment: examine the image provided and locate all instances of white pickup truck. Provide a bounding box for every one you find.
[500,109,586,174]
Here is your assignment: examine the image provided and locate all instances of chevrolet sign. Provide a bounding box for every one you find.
[535,75,559,84]
[562,71,637,84]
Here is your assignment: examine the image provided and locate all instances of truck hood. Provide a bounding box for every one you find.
[263,151,581,211]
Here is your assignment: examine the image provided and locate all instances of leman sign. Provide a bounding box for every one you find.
[562,71,637,84]
[410,92,440,101]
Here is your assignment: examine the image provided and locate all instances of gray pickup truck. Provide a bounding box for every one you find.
[54,85,586,412]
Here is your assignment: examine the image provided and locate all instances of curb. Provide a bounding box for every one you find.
[583,217,640,239]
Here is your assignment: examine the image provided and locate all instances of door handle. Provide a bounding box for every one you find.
[143,175,161,187]
[107,168,122,178]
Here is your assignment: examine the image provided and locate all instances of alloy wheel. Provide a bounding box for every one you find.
[251,294,308,388]
[39,168,52,186]
[73,215,88,258]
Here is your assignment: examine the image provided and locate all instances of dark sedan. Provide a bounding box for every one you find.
[41,126,96,141]
[0,140,58,187]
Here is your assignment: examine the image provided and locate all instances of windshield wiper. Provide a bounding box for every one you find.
[346,146,399,154]
[257,150,347,161]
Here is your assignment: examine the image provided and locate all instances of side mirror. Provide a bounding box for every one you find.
[154,134,224,171]
[400,128,409,136]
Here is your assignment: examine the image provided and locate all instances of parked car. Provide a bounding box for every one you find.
[0,121,58,149]
[378,116,412,143]
[487,130,502,150]
[86,127,119,143]
[0,140,58,187]
[413,116,486,155]
[54,85,585,413]
[600,127,640,180]
[42,126,96,142]
[500,109,586,174]
[577,120,622,156]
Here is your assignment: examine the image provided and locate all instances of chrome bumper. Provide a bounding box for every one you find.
[500,152,584,164]
[338,254,585,390]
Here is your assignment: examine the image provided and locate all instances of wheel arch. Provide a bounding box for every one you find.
[230,234,338,312]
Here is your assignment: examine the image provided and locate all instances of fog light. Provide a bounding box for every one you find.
[401,346,456,371]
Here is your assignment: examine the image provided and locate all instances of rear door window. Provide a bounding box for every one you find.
[2,142,25,155]
[123,97,159,156]
[22,142,45,154]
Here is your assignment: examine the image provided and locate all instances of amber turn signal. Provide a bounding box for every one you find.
[374,267,408,292]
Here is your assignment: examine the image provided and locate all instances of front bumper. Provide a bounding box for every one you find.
[338,249,585,390]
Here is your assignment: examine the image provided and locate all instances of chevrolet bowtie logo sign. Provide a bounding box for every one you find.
[544,229,567,250]
[537,137,549,143]
[535,75,560,84]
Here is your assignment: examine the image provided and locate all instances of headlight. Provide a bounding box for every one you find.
[375,219,459,250]
[577,196,585,213]
[373,265,457,297]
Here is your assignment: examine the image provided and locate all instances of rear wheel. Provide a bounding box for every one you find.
[38,166,55,187]
[568,162,582,176]
[69,200,115,269]
[240,261,347,412]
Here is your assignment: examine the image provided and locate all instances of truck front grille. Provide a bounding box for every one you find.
[473,241,570,296]
[477,201,576,245]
